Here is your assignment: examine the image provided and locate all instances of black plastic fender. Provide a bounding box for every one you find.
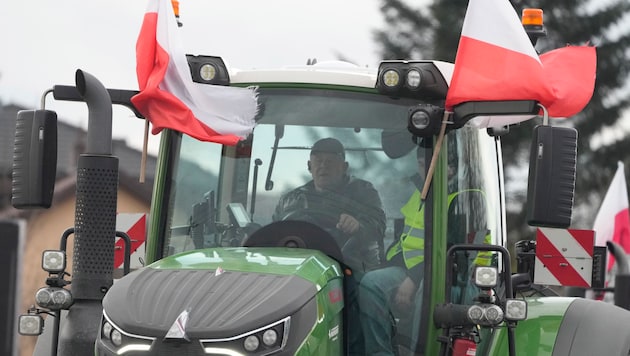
[552,298,630,356]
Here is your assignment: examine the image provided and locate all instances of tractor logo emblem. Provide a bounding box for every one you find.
[165,309,190,340]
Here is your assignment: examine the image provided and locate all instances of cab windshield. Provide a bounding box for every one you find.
[159,87,502,353]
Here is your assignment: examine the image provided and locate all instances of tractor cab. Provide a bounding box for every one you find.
[96,59,505,355]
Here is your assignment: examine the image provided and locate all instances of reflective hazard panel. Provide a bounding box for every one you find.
[115,213,147,270]
[534,228,595,287]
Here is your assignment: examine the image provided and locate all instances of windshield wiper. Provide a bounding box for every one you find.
[264,124,284,191]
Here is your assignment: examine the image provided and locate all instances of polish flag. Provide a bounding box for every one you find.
[131,0,258,145]
[445,0,596,119]
[593,161,630,271]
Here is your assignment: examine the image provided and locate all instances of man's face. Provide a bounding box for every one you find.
[308,152,347,191]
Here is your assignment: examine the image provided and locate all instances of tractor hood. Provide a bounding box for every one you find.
[102,247,342,339]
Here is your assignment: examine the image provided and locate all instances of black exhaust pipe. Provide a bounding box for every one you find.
[57,70,119,355]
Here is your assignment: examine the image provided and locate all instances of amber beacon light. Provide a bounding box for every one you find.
[521,8,546,45]
[522,8,543,26]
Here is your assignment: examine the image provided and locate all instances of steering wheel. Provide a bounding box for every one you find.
[279,209,344,242]
[279,209,371,272]
[241,220,345,265]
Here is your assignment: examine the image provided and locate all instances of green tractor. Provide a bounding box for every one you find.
[13,11,630,356]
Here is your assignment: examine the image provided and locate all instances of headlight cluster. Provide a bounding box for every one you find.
[467,304,504,326]
[98,313,153,355]
[19,250,72,337]
[201,317,290,355]
[97,313,290,355]
[35,287,73,310]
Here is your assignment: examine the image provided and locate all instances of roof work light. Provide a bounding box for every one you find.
[186,55,230,86]
[375,61,448,100]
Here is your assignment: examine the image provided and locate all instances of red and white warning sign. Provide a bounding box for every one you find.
[115,213,147,270]
[534,228,595,287]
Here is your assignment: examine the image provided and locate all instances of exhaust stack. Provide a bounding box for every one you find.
[58,70,119,355]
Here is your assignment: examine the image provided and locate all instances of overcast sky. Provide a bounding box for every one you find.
[0,0,384,153]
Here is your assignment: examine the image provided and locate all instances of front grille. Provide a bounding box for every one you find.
[154,339,206,356]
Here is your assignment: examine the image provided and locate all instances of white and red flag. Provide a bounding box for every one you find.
[445,0,596,119]
[594,161,630,271]
[131,0,258,145]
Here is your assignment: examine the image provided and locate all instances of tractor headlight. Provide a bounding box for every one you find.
[102,321,113,339]
[243,335,260,352]
[410,110,431,130]
[199,63,217,82]
[474,266,498,289]
[42,250,66,273]
[484,304,504,324]
[407,104,443,137]
[111,329,123,347]
[382,69,401,88]
[18,314,43,336]
[406,69,422,89]
[505,299,528,321]
[262,329,278,346]
[467,305,484,321]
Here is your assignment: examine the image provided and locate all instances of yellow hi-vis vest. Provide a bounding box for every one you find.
[386,190,425,270]
[386,189,493,270]
[448,189,493,267]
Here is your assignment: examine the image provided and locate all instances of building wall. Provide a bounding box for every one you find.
[18,189,150,356]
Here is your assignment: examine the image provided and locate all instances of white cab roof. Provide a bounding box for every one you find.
[230,60,453,88]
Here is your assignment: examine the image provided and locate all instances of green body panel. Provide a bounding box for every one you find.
[481,297,574,356]
[424,146,449,356]
[149,247,344,288]
[145,129,174,264]
[296,277,344,355]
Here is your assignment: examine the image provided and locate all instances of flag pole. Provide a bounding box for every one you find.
[421,111,450,200]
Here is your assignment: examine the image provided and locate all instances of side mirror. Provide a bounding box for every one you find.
[526,125,577,228]
[12,110,58,209]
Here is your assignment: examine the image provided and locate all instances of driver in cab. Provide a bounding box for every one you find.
[272,137,386,273]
